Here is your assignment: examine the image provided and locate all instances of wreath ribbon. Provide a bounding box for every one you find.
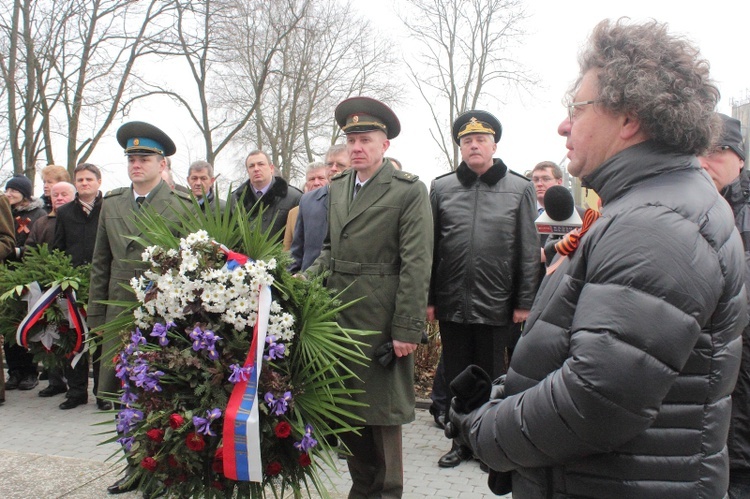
[547,208,602,275]
[16,281,88,365]
[218,243,271,482]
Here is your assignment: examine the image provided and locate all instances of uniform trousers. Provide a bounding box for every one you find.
[340,424,404,498]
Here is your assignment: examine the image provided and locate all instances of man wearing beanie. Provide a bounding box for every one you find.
[3,175,46,391]
[699,113,749,498]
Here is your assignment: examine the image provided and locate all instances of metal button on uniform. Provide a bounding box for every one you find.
[343,233,349,239]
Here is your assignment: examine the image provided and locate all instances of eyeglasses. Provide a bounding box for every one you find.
[567,100,601,123]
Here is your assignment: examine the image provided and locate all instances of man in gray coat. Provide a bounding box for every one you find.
[87,121,190,495]
[447,19,746,498]
[307,96,432,498]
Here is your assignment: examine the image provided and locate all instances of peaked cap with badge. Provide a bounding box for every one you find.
[335,96,401,139]
[116,121,176,157]
[452,110,502,144]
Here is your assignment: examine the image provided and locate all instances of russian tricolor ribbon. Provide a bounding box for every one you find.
[16,281,88,365]
[223,283,272,481]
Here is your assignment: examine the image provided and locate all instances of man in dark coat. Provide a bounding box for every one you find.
[699,113,750,498]
[232,150,301,241]
[53,163,108,410]
[447,19,746,498]
[307,96,433,498]
[289,145,350,272]
[429,110,539,468]
[87,121,190,494]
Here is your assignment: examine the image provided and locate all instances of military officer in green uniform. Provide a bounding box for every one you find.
[87,121,190,495]
[306,97,433,498]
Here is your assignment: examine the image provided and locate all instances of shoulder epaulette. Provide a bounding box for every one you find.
[330,170,352,182]
[508,169,531,181]
[103,187,128,198]
[393,170,419,183]
[434,170,455,181]
[172,189,192,201]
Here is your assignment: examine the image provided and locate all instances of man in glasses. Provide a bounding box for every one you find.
[699,113,750,499]
[446,19,746,497]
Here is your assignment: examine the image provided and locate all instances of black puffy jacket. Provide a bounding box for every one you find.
[429,159,539,325]
[469,142,747,498]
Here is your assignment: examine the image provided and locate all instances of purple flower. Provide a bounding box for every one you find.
[116,408,143,434]
[264,336,285,361]
[117,435,135,452]
[193,408,222,436]
[120,389,138,404]
[294,424,318,453]
[130,328,147,348]
[228,364,253,384]
[189,326,222,359]
[149,322,171,347]
[264,391,292,416]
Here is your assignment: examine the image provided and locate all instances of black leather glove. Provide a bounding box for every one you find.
[373,341,394,367]
[444,397,495,450]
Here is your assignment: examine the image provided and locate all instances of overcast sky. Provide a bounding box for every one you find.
[82,0,750,193]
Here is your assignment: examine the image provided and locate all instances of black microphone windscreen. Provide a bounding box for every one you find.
[543,185,574,221]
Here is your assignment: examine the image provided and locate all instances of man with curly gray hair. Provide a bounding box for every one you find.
[445,18,746,497]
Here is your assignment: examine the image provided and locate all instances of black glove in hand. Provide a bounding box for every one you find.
[444,397,493,451]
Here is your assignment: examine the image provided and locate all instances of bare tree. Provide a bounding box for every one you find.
[400,0,535,170]
[0,0,172,182]
[243,0,399,183]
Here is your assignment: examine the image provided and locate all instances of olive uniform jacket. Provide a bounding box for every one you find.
[87,180,190,395]
[307,160,433,426]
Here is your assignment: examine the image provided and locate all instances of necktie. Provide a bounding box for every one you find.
[256,190,263,198]
[136,196,146,207]
[353,183,361,199]
[538,207,544,216]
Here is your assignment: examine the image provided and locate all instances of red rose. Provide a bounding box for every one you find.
[274,421,292,439]
[185,432,206,452]
[167,455,179,468]
[140,456,158,472]
[169,413,185,429]
[146,428,165,443]
[265,461,282,476]
[298,453,311,467]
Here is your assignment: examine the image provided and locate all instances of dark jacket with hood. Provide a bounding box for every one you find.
[468,142,746,498]
[429,158,539,325]
[232,176,302,242]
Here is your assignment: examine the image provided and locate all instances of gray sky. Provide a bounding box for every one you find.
[80,0,750,193]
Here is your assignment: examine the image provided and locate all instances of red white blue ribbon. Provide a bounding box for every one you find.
[16,281,88,365]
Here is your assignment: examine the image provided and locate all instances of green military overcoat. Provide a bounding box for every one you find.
[87,180,190,395]
[307,160,433,426]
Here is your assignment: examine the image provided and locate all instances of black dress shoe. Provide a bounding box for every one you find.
[97,399,114,411]
[108,472,138,494]
[438,443,473,468]
[59,397,87,410]
[18,374,39,390]
[39,385,67,397]
[5,372,21,390]
[429,405,447,429]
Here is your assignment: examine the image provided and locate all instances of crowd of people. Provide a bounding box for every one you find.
[1,16,750,499]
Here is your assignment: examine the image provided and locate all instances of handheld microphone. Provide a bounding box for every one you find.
[535,186,582,235]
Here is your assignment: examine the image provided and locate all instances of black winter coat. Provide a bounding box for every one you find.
[10,198,46,260]
[232,176,302,242]
[429,159,539,325]
[469,142,746,498]
[723,170,750,482]
[53,193,102,267]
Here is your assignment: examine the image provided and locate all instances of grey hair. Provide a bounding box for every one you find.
[306,161,327,174]
[573,18,720,155]
[188,160,214,177]
[325,144,347,160]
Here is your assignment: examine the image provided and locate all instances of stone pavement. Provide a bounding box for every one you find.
[0,379,510,498]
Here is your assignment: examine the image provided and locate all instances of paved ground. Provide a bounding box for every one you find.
[0,376,509,498]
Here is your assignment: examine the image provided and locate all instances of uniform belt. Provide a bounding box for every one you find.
[111,268,145,280]
[331,259,400,276]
